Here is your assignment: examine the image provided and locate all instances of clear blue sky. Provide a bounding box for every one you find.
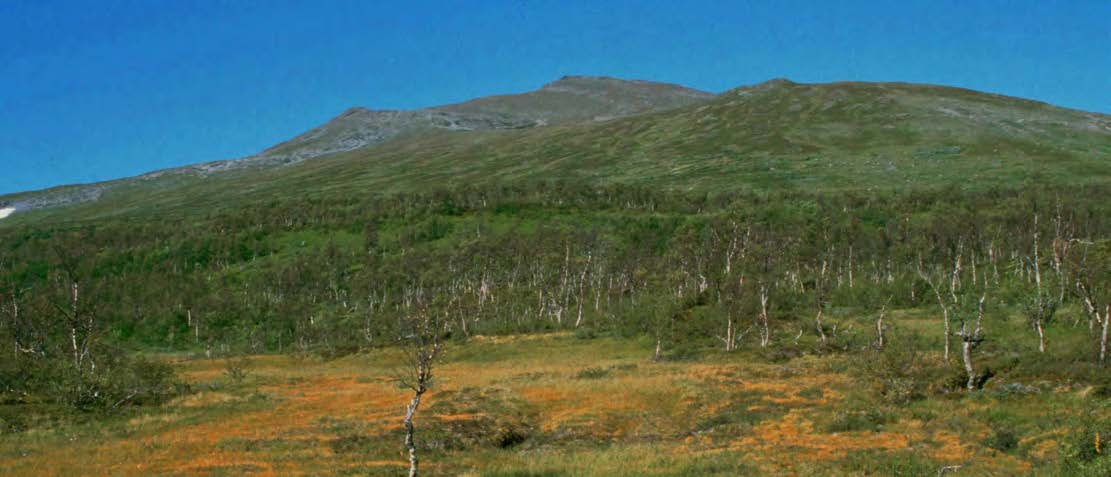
[1,0,1108,194]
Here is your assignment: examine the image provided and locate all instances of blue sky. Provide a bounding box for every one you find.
[1,0,1108,194]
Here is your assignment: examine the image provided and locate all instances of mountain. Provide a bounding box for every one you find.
[159,76,714,171]
[2,77,1108,223]
[0,76,712,215]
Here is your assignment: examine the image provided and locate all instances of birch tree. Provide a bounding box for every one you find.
[1025,215,1057,353]
[396,307,443,477]
[957,295,986,391]
[920,243,965,362]
[1073,239,1110,364]
[875,297,891,351]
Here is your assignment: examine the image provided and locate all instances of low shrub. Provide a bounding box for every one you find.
[984,427,1019,453]
[224,355,252,385]
[574,367,610,379]
[826,408,890,433]
[1059,412,1111,476]
[990,382,1040,399]
[852,332,954,404]
[573,327,597,340]
[0,349,183,413]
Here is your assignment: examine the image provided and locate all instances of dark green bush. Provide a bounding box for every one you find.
[0,350,182,413]
[573,327,597,340]
[853,333,954,404]
[984,427,1019,453]
[574,367,610,379]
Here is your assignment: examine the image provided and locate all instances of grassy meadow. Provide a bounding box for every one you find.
[3,320,1108,476]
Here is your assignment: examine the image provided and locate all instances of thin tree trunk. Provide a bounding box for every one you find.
[876,302,887,350]
[848,246,854,289]
[70,282,80,369]
[942,301,951,361]
[1101,304,1109,366]
[11,299,18,359]
[759,286,770,348]
[924,278,952,362]
[963,296,986,391]
[1083,293,1097,335]
[404,389,424,477]
[723,317,734,351]
[962,339,975,391]
[1036,320,1045,353]
[1033,214,1042,291]
[815,308,827,345]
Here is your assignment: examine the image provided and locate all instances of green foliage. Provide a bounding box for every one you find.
[573,367,610,380]
[826,407,892,433]
[573,327,598,340]
[1,183,1109,419]
[0,349,181,412]
[8,79,1109,227]
[854,333,954,404]
[1059,409,1111,476]
[984,427,1020,453]
[1024,289,1059,327]
[990,383,1041,399]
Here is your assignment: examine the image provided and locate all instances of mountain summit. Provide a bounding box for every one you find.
[244,76,714,168]
[1,77,1108,221]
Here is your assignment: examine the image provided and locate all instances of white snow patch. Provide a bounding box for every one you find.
[0,207,14,220]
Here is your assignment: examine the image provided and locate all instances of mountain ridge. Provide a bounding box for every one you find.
[2,76,1108,222]
[109,76,714,180]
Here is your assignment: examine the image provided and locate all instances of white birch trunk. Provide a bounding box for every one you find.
[759,287,770,348]
[404,390,424,477]
[1101,304,1108,365]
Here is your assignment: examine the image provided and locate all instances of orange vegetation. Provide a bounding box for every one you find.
[729,409,909,460]
[0,337,1048,476]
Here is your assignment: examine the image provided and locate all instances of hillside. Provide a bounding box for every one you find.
[3,78,1111,475]
[248,75,715,167]
[275,79,1109,195]
[2,77,1108,224]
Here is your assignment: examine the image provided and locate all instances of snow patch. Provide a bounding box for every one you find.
[0,207,14,220]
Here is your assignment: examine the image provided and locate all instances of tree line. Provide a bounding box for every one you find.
[1,182,1108,410]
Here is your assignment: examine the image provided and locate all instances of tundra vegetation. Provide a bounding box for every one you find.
[1,182,1109,475]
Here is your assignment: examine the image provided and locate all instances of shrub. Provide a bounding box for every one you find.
[984,428,1019,453]
[425,387,535,450]
[573,327,597,340]
[991,382,1040,399]
[2,350,184,412]
[853,332,953,404]
[826,408,890,433]
[1023,290,1058,329]
[224,355,251,385]
[1059,414,1111,476]
[574,367,610,379]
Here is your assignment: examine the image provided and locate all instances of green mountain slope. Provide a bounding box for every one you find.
[273,79,1108,194]
[3,78,1109,224]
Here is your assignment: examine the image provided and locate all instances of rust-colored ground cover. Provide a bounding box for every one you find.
[0,335,1070,475]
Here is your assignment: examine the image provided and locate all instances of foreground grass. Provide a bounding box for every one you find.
[1,332,1107,476]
